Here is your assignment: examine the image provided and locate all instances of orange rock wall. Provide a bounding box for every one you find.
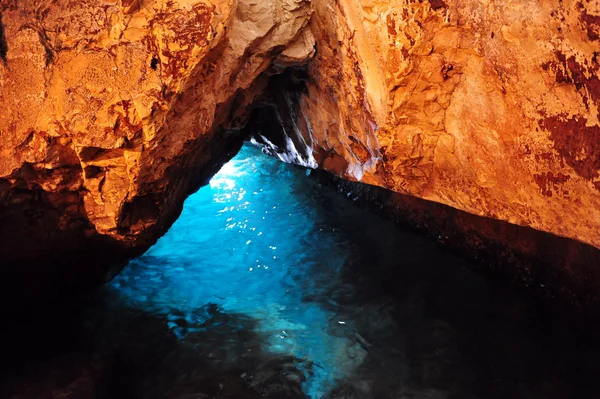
[299,0,600,249]
[0,0,314,266]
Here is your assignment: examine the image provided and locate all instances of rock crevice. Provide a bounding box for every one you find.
[0,12,8,62]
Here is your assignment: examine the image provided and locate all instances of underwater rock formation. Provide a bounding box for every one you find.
[1,0,599,302]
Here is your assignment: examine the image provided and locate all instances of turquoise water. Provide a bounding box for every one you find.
[3,144,600,398]
[110,145,360,397]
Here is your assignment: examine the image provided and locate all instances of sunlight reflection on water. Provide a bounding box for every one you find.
[4,144,600,399]
[110,145,357,397]
[99,144,600,399]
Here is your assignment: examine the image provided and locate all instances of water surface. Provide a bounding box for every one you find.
[2,144,600,398]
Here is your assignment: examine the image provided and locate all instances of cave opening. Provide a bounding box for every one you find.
[1,0,600,397]
[3,143,600,398]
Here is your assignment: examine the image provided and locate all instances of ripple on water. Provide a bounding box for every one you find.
[111,145,355,396]
[2,144,600,399]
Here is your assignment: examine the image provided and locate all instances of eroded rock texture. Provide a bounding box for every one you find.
[0,0,314,301]
[1,0,599,302]
[248,0,600,304]
[287,0,600,251]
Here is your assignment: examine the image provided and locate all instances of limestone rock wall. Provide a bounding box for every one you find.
[283,0,600,251]
[0,0,313,293]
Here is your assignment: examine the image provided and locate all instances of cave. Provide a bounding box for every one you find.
[2,0,600,398]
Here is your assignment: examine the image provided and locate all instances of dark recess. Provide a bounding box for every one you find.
[428,0,447,10]
[245,67,313,165]
[310,168,600,331]
[0,12,8,62]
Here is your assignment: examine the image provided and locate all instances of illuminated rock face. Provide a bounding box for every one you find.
[0,0,599,301]
[292,0,600,251]
[247,0,600,302]
[0,0,314,298]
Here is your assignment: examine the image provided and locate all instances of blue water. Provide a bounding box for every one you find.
[3,144,600,398]
[110,145,359,397]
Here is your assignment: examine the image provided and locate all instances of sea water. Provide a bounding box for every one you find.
[2,144,599,398]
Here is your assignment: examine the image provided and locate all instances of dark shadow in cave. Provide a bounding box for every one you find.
[297,182,600,399]
[0,12,8,63]
[0,292,310,399]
